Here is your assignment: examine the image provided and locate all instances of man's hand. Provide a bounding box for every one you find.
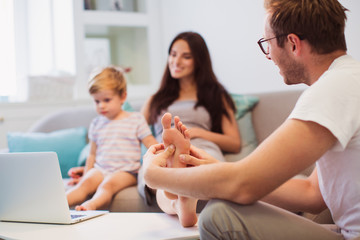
[143,143,175,169]
[179,145,220,167]
[142,143,175,187]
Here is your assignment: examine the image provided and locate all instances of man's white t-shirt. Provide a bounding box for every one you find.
[289,55,360,239]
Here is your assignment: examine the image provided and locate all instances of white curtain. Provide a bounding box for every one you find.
[0,0,17,96]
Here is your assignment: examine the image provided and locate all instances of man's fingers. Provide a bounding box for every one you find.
[161,144,175,158]
[148,143,165,154]
[179,154,200,166]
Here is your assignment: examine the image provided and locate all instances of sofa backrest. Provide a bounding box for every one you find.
[251,90,315,176]
[252,90,303,144]
[28,106,97,133]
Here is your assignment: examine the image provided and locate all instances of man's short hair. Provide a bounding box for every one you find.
[264,0,348,54]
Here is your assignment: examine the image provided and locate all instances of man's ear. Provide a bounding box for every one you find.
[287,34,302,56]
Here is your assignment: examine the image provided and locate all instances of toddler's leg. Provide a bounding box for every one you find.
[66,168,103,207]
[76,171,137,211]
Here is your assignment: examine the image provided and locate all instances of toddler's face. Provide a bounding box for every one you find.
[92,89,125,120]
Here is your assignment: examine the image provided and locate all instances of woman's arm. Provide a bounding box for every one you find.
[188,100,241,153]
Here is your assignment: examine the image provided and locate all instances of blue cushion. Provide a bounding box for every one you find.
[223,94,259,162]
[123,101,134,112]
[231,94,259,120]
[225,111,258,162]
[77,142,91,166]
[7,127,87,178]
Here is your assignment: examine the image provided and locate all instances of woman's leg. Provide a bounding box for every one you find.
[157,112,198,227]
[156,189,198,227]
[199,199,344,240]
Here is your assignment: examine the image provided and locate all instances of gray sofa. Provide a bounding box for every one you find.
[26,89,332,222]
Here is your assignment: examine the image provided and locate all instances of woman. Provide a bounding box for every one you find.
[142,31,241,159]
[140,31,241,227]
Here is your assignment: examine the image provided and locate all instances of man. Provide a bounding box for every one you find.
[143,0,360,239]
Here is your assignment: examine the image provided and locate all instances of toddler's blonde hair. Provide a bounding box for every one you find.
[88,66,127,96]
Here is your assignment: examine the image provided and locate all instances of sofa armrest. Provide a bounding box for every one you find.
[0,148,9,153]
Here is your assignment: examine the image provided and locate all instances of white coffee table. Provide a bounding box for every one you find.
[0,213,199,240]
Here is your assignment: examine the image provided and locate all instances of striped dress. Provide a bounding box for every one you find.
[89,112,152,174]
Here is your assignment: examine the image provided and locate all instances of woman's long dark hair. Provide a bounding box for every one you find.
[148,32,235,133]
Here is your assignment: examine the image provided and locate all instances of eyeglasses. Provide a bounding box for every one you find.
[257,34,288,55]
[257,34,305,55]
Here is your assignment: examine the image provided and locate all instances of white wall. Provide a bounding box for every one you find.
[159,0,360,94]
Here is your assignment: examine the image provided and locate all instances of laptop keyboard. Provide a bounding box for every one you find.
[71,214,86,219]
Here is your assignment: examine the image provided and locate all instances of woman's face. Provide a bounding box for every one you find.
[168,39,195,81]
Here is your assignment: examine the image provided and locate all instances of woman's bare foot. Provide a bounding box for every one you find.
[161,113,190,200]
[161,113,190,168]
[75,200,96,211]
[175,196,198,227]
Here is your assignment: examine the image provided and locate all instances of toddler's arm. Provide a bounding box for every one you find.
[142,135,158,149]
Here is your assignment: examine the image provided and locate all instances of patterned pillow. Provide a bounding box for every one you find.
[231,94,259,119]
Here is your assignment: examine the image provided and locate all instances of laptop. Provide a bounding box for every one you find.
[0,152,108,224]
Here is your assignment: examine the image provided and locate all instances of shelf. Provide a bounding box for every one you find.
[81,11,149,27]
[83,0,146,13]
[72,0,163,99]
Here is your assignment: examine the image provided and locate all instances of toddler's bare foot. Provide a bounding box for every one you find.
[161,113,190,200]
[75,201,96,211]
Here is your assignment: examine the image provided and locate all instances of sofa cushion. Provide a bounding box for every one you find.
[231,94,259,120]
[224,94,259,162]
[225,111,258,162]
[78,142,91,166]
[7,127,87,178]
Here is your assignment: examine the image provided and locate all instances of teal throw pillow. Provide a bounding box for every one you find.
[231,94,259,120]
[77,142,91,166]
[7,127,87,178]
[225,94,259,162]
[123,101,134,112]
[225,111,258,162]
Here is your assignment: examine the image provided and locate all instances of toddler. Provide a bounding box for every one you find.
[66,66,157,210]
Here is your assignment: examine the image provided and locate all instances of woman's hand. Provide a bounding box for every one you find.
[179,145,220,167]
[186,127,205,139]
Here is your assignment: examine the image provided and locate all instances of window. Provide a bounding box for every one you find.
[0,0,75,102]
[0,0,17,99]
